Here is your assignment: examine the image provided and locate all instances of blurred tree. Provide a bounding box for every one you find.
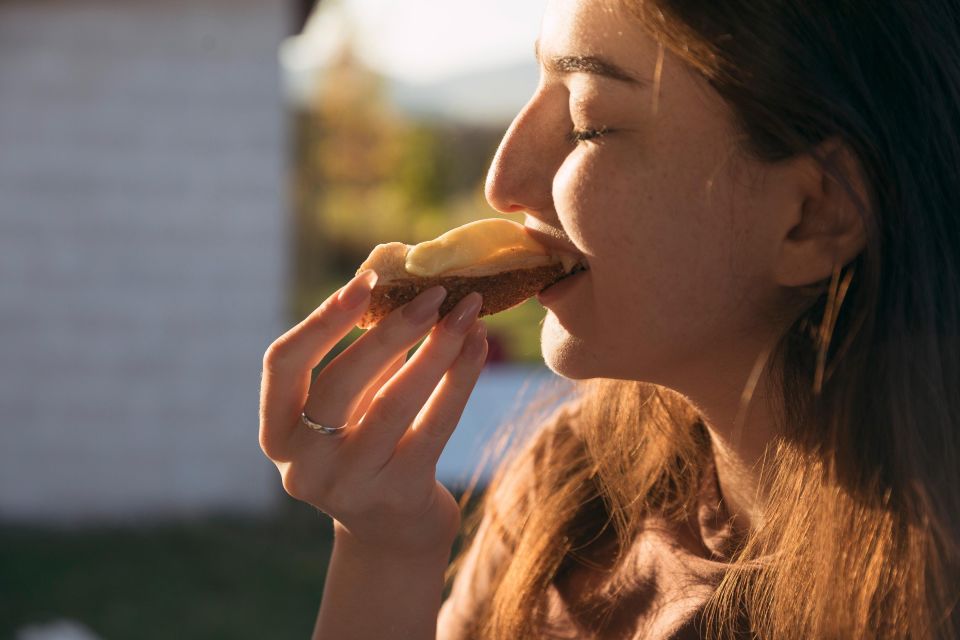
[389,125,451,211]
[289,26,540,364]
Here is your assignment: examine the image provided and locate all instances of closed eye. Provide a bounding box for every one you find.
[568,126,610,145]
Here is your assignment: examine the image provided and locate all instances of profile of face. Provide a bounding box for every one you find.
[486,0,809,392]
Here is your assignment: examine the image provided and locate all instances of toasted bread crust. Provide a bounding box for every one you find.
[357,262,566,329]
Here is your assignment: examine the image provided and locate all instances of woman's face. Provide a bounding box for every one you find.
[486,0,797,388]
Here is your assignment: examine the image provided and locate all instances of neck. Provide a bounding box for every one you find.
[674,340,784,532]
[707,424,772,532]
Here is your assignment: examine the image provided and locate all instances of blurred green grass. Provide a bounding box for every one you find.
[0,492,484,640]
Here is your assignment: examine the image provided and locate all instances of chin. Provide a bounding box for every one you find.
[540,311,672,383]
[540,312,596,380]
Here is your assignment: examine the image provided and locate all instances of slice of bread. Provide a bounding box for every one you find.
[354,241,571,329]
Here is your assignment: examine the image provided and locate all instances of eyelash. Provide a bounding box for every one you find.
[568,126,610,144]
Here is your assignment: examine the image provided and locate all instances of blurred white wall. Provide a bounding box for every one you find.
[0,0,287,523]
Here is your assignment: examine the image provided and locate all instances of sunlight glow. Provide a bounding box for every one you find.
[282,0,548,88]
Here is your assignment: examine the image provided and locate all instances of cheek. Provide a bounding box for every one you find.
[553,148,648,258]
[555,145,718,285]
[554,143,749,343]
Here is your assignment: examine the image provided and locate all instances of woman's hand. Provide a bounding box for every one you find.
[259,269,488,561]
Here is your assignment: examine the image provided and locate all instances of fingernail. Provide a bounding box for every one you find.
[338,269,378,309]
[444,292,483,334]
[402,285,447,323]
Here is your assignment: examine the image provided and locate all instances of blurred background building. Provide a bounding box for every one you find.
[1,0,288,524]
[0,0,569,636]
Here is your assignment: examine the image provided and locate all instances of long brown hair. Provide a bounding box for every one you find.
[447,1,960,638]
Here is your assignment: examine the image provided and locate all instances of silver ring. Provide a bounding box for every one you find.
[301,412,349,435]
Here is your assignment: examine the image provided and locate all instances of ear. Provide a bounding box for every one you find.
[773,138,870,288]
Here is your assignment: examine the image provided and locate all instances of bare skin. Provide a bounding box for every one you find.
[485,0,867,531]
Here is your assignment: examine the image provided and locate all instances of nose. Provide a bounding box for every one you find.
[485,91,568,216]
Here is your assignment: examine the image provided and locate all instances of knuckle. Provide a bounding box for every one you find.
[262,342,279,370]
[258,421,295,462]
[369,390,408,421]
[417,422,447,444]
[263,305,341,373]
[280,466,308,501]
[263,337,294,373]
[325,484,360,515]
[258,427,277,459]
[421,409,459,442]
[282,463,354,514]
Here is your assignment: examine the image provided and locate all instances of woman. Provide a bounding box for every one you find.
[259,0,960,637]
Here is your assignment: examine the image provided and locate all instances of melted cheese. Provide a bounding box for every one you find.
[405,218,554,276]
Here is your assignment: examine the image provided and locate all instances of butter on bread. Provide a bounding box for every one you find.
[354,218,583,329]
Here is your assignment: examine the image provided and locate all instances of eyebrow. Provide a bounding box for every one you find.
[534,38,647,86]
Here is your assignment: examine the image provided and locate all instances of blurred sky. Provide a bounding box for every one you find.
[341,0,548,81]
[282,0,550,109]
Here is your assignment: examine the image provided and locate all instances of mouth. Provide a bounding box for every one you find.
[563,258,590,278]
[542,257,591,292]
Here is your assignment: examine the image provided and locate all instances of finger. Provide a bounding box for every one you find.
[348,351,407,425]
[259,269,378,459]
[353,292,483,459]
[398,321,488,465]
[302,285,449,433]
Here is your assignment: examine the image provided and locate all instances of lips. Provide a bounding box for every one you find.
[540,258,590,295]
[558,259,590,279]
[522,226,590,276]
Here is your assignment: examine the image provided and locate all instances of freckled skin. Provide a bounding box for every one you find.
[486,0,874,535]
[485,0,798,392]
